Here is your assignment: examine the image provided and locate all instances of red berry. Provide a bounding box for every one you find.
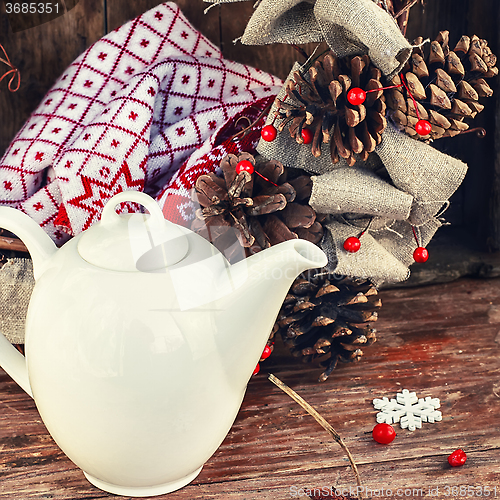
[301,128,313,144]
[343,236,361,253]
[236,159,254,175]
[252,363,260,376]
[260,344,272,360]
[415,119,432,136]
[448,449,467,467]
[413,247,429,263]
[347,87,366,105]
[261,124,277,142]
[372,423,396,444]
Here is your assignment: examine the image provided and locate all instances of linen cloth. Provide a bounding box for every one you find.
[204,0,412,77]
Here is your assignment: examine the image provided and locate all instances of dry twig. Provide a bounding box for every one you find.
[0,235,28,253]
[268,373,364,500]
[0,43,20,92]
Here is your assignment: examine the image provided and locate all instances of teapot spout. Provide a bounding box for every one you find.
[220,239,327,388]
[232,239,328,294]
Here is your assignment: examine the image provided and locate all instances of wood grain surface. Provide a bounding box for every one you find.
[0,276,499,499]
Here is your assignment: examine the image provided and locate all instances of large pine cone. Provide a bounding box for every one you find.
[191,153,323,262]
[387,31,498,140]
[275,52,387,166]
[276,271,380,382]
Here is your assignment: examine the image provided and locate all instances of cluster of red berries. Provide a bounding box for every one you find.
[252,344,272,376]
[372,423,467,467]
[343,230,428,263]
[261,124,314,144]
[346,86,432,136]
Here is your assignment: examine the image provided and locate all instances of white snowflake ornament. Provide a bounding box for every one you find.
[373,389,442,431]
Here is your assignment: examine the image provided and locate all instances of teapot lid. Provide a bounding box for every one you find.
[78,191,189,272]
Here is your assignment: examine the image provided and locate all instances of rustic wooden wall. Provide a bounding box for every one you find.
[0,0,499,248]
[0,0,104,155]
[0,0,315,157]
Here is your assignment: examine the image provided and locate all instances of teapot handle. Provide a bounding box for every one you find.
[0,335,32,397]
[0,207,57,398]
[101,190,166,225]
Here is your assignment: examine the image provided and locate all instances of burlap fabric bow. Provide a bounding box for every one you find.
[257,63,467,286]
[204,0,412,77]
[203,0,468,285]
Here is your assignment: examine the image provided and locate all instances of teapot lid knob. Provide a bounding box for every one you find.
[77,191,189,272]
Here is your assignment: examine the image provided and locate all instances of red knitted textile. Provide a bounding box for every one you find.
[0,2,281,243]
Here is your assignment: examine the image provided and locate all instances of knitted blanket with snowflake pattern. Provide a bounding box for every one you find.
[0,2,281,243]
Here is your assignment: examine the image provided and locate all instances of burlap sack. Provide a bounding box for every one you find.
[0,258,34,343]
[321,219,410,285]
[377,124,468,226]
[309,168,413,220]
[321,216,441,286]
[374,217,441,269]
[205,0,412,77]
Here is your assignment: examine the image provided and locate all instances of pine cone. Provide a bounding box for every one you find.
[275,52,387,166]
[191,153,323,262]
[387,31,498,140]
[276,271,380,382]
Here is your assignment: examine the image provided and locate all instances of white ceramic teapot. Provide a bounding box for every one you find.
[0,190,327,497]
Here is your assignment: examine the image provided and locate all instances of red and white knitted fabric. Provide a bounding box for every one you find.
[0,2,281,243]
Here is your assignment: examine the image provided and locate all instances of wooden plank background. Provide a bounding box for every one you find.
[0,276,499,498]
[0,5,499,497]
[0,0,499,247]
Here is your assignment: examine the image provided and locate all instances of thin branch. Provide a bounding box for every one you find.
[394,0,419,19]
[0,236,28,253]
[268,374,364,500]
[458,127,486,138]
[0,43,21,92]
[291,44,310,60]
[227,101,273,141]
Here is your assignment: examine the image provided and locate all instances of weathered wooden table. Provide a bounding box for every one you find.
[1,277,499,499]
